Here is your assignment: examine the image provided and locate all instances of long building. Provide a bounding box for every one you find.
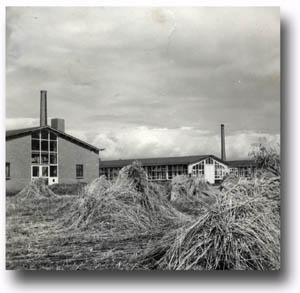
[99,125,257,184]
[6,91,101,193]
[100,155,231,184]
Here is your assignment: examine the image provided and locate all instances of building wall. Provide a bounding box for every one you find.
[6,136,31,193]
[58,136,99,184]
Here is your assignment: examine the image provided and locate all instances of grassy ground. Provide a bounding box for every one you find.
[6,169,280,270]
[6,195,165,270]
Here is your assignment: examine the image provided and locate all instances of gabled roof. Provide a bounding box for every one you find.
[227,160,257,168]
[100,154,227,168]
[6,127,41,138]
[6,126,102,154]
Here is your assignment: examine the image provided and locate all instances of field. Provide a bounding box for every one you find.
[6,162,280,270]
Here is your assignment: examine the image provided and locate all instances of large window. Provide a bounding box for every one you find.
[6,162,10,179]
[31,130,58,178]
[192,161,205,177]
[214,161,226,180]
[76,164,84,178]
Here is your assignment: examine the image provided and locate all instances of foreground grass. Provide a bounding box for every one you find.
[6,170,280,270]
[6,196,162,270]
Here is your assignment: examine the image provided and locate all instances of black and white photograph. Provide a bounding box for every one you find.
[5,6,280,271]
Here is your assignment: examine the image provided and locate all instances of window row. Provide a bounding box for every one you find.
[32,130,57,141]
[31,164,84,179]
[32,140,57,152]
[32,153,57,164]
[32,165,58,177]
[99,167,120,180]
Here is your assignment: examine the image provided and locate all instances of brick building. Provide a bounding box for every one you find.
[6,91,101,193]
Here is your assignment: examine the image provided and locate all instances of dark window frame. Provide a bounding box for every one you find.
[76,164,84,179]
[6,162,10,180]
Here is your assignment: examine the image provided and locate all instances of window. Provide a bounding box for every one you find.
[31,139,40,151]
[76,164,84,178]
[41,153,49,164]
[42,166,48,177]
[50,141,57,152]
[50,153,57,164]
[32,166,39,177]
[32,153,40,164]
[41,130,49,139]
[206,157,213,164]
[50,132,57,141]
[6,162,10,179]
[50,166,57,177]
[41,140,49,151]
[32,131,40,139]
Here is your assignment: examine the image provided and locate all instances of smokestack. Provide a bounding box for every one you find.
[221,124,226,161]
[51,118,65,132]
[40,90,47,126]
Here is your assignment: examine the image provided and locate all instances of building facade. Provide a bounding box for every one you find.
[6,91,101,194]
[100,155,232,184]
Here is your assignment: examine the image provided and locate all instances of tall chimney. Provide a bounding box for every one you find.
[40,90,47,126]
[221,124,226,161]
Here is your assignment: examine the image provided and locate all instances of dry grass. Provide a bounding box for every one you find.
[6,161,280,270]
[137,174,280,270]
[64,163,187,235]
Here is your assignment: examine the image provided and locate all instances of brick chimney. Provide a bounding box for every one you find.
[221,124,226,161]
[40,90,47,126]
[51,118,65,132]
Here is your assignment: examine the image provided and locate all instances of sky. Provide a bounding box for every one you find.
[6,7,280,160]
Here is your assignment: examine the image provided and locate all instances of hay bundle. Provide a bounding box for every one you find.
[66,163,186,235]
[116,161,148,192]
[84,176,112,196]
[138,175,280,270]
[220,174,240,191]
[16,178,56,199]
[221,172,280,201]
[170,176,217,215]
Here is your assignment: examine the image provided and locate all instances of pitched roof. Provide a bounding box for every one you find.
[227,160,257,168]
[6,126,102,154]
[6,127,40,138]
[100,154,226,168]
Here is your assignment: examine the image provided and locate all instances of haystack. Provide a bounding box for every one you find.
[138,174,280,270]
[65,163,187,235]
[16,178,56,199]
[170,175,217,214]
[84,175,112,196]
[116,161,148,193]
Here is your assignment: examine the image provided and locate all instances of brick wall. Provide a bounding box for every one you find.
[57,136,99,184]
[6,136,31,193]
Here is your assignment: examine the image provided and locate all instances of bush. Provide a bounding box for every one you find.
[249,140,280,176]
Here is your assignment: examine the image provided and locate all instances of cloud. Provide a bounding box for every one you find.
[93,126,280,160]
[6,118,39,130]
[6,7,280,160]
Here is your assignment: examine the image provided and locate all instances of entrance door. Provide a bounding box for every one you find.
[31,165,49,185]
[204,164,215,184]
[40,165,49,185]
[49,165,58,185]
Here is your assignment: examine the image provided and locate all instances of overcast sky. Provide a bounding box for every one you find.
[6,7,280,160]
